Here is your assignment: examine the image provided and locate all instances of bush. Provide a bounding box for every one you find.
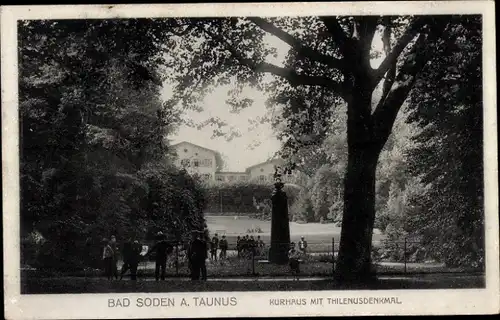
[290,190,314,222]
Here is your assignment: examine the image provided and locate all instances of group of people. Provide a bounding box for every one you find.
[209,233,228,261]
[101,230,213,281]
[288,236,309,279]
[102,235,142,281]
[101,232,310,281]
[236,235,265,258]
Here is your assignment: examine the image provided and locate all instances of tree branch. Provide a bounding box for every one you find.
[375,20,396,111]
[357,16,379,45]
[247,17,346,73]
[372,21,448,148]
[319,16,354,54]
[233,49,346,94]
[356,16,380,68]
[372,17,428,86]
[203,26,347,98]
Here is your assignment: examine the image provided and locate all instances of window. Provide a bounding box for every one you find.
[259,175,266,182]
[180,159,190,167]
[193,159,199,167]
[228,175,235,181]
[260,168,264,172]
[216,176,225,182]
[202,174,211,180]
[239,175,248,181]
[184,148,188,153]
[202,159,213,167]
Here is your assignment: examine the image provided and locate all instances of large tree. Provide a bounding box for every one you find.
[165,15,463,281]
[19,19,206,270]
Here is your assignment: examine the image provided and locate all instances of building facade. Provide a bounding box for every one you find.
[172,141,217,180]
[172,141,296,183]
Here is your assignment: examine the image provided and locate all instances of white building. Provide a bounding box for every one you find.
[172,141,297,183]
[172,141,217,181]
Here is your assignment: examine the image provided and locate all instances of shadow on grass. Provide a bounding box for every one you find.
[22,273,484,294]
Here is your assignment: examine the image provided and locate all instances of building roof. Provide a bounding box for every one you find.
[245,158,285,172]
[171,141,218,154]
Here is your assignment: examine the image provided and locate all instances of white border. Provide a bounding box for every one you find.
[2,2,498,318]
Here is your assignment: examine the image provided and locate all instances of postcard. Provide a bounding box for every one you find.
[2,1,498,318]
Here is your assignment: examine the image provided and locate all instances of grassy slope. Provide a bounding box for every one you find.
[205,215,385,251]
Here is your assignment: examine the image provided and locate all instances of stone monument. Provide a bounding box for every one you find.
[269,166,291,264]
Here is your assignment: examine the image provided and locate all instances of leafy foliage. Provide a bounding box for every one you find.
[19,19,205,270]
[373,17,484,268]
[404,16,484,268]
[289,189,315,223]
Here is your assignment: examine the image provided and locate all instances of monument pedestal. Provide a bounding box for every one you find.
[269,182,290,264]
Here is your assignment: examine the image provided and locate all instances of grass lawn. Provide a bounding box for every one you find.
[204,214,385,251]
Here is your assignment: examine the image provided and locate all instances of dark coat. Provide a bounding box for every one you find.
[189,238,208,263]
[149,240,173,261]
[123,242,142,263]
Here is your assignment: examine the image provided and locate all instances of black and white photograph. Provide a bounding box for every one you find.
[2,2,498,318]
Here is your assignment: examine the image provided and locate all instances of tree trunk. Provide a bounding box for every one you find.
[334,85,382,283]
[335,146,380,282]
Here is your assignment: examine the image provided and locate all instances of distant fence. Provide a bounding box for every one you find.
[22,238,482,279]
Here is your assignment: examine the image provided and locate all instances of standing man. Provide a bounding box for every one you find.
[210,233,219,262]
[298,236,308,256]
[236,236,242,258]
[249,235,256,257]
[241,235,248,257]
[188,231,208,280]
[147,232,172,281]
[120,238,142,280]
[199,232,208,280]
[256,235,265,256]
[219,235,228,260]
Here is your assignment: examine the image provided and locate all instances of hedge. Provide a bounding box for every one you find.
[202,181,302,214]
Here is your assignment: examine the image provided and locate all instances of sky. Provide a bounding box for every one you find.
[162,26,385,172]
[162,34,288,172]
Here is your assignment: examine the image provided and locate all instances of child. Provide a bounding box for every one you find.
[288,242,300,280]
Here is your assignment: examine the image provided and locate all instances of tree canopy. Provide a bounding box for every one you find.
[19,19,206,270]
